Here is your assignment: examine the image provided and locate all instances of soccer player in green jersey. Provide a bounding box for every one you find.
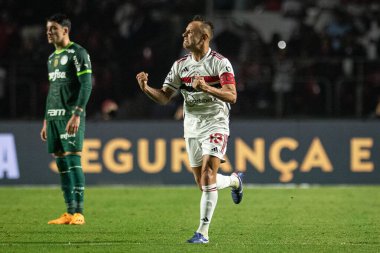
[40,13,92,225]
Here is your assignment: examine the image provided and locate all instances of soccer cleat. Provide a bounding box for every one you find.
[231,172,244,204]
[69,213,85,225]
[47,213,73,225]
[187,232,209,244]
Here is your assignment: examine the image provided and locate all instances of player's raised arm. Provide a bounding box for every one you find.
[136,71,175,105]
[192,76,237,104]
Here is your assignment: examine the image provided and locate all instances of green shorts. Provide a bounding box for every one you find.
[47,119,85,153]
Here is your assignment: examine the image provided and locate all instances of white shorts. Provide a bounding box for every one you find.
[185,133,229,167]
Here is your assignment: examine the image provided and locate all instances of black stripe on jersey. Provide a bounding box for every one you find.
[164,83,177,90]
[180,84,197,92]
[180,82,222,92]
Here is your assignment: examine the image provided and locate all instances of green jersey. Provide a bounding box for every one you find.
[45,42,92,121]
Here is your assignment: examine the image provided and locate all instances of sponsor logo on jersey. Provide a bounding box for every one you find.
[53,58,59,67]
[47,109,66,116]
[60,55,68,65]
[49,69,66,81]
[183,93,217,107]
[67,49,75,54]
[60,132,76,140]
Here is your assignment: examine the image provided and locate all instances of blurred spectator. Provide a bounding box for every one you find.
[0,13,15,58]
[325,9,352,56]
[272,49,295,117]
[361,19,380,60]
[114,1,137,39]
[94,99,119,121]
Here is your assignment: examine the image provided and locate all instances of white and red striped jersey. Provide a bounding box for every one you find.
[163,48,236,138]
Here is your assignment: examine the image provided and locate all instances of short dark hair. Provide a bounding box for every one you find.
[192,15,214,40]
[47,13,71,31]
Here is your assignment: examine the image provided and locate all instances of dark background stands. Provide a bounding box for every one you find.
[1,0,380,120]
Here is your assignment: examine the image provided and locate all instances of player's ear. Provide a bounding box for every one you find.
[63,27,69,36]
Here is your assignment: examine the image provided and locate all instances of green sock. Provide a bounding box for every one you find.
[56,157,75,214]
[66,154,85,214]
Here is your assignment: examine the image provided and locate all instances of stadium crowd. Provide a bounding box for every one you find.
[1,0,380,120]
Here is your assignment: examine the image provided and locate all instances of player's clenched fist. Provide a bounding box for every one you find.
[136,72,149,91]
[192,76,208,92]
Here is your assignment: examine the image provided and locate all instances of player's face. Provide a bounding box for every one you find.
[182,22,203,51]
[46,21,67,45]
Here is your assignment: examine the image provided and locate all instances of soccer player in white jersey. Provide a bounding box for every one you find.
[136,15,243,244]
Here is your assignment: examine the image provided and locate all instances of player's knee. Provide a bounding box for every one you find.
[66,151,82,156]
[201,168,215,182]
[54,152,65,158]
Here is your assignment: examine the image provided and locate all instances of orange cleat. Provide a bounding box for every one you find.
[69,213,85,225]
[48,213,73,225]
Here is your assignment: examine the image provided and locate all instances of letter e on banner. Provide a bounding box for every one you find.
[351,138,374,172]
[0,134,20,179]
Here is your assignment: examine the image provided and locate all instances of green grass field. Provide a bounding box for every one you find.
[0,186,379,253]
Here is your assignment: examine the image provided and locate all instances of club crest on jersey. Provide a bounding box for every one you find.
[60,55,68,65]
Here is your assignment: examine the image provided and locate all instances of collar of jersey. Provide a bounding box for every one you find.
[54,42,74,54]
[191,48,211,63]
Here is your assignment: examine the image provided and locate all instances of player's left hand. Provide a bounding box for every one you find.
[66,115,80,135]
[192,76,208,92]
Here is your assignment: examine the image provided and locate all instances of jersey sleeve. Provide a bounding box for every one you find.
[218,58,236,86]
[74,48,92,110]
[74,48,92,76]
[163,61,181,91]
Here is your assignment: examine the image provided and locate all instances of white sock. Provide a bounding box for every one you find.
[230,173,240,189]
[216,173,232,189]
[196,184,218,239]
[216,173,240,189]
